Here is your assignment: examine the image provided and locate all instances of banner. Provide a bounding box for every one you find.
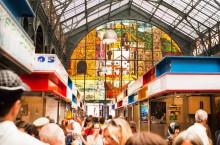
[0,4,35,72]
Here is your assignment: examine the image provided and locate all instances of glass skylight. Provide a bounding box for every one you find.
[51,0,219,39]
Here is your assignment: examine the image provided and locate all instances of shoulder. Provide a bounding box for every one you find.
[9,131,46,145]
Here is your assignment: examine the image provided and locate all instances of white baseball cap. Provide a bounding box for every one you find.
[33,117,50,127]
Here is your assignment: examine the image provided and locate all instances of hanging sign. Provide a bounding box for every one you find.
[34,54,68,84]
[0,4,34,72]
[122,97,128,106]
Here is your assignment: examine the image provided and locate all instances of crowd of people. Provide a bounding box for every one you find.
[1,69,220,145]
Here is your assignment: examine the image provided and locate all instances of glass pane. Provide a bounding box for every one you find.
[69,20,182,100]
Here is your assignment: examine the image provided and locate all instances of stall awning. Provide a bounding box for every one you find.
[148,73,220,97]
[20,72,69,102]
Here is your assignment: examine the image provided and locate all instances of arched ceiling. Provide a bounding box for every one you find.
[50,0,220,65]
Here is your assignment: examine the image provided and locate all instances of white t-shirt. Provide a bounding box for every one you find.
[0,121,47,145]
[70,120,82,145]
[187,123,209,145]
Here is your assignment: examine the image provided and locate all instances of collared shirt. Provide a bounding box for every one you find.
[0,121,47,145]
[187,123,209,145]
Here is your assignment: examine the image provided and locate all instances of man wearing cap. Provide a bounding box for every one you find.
[0,70,46,145]
[33,117,50,131]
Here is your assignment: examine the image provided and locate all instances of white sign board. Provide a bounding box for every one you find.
[34,54,68,84]
[117,92,124,101]
[127,76,143,95]
[122,97,128,106]
[66,87,73,101]
[148,74,220,96]
[0,4,35,72]
[72,83,78,97]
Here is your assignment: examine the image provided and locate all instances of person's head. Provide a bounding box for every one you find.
[39,123,65,145]
[84,117,92,127]
[129,121,137,134]
[173,130,203,145]
[92,117,99,123]
[107,115,112,120]
[195,109,208,125]
[168,122,180,136]
[103,118,133,145]
[61,119,68,127]
[91,122,101,135]
[73,113,78,120]
[99,117,105,125]
[25,124,39,139]
[33,117,50,131]
[125,132,167,145]
[0,70,30,121]
[15,120,29,132]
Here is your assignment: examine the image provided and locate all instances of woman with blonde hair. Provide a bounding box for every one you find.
[103,118,133,145]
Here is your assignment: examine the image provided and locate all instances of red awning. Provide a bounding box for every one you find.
[20,72,69,101]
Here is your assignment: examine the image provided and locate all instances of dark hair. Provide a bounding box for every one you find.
[25,124,39,139]
[15,120,29,129]
[84,117,92,127]
[92,117,99,123]
[168,123,180,135]
[108,115,112,120]
[99,117,105,124]
[0,90,23,117]
[125,132,167,145]
[86,117,92,122]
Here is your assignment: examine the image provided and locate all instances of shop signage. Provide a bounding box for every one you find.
[122,97,128,106]
[0,4,34,72]
[66,87,73,101]
[127,76,143,95]
[34,54,68,84]
[148,74,220,96]
[128,92,138,104]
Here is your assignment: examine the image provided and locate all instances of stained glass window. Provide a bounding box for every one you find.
[69,20,183,100]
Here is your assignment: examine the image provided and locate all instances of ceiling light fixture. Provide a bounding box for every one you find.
[103,29,118,44]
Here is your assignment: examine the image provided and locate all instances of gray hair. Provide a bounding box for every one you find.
[195,109,208,123]
[173,130,203,145]
[39,123,65,145]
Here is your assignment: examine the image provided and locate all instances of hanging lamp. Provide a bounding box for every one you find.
[103,29,118,44]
